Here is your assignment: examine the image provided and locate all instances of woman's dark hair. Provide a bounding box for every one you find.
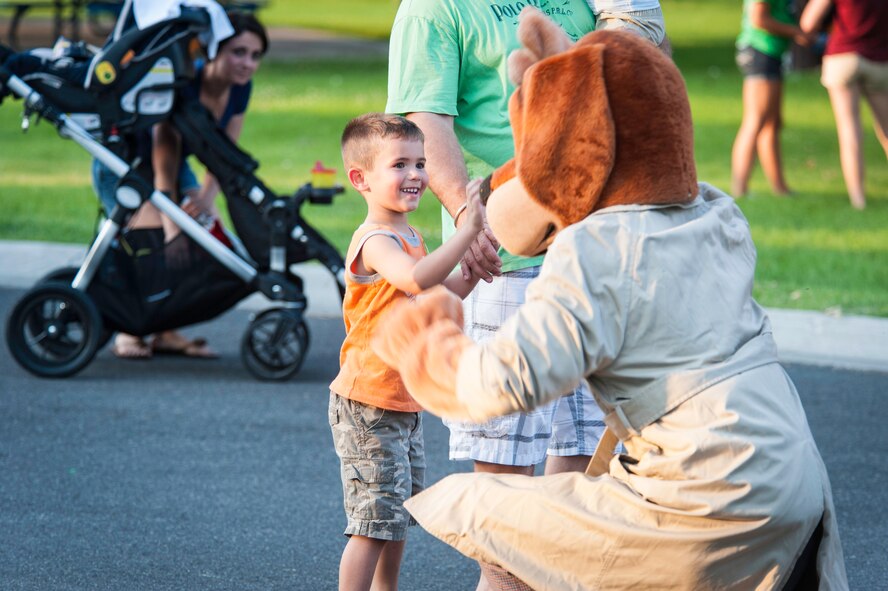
[222,11,269,55]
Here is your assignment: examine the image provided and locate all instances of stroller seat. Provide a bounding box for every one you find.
[1,7,210,137]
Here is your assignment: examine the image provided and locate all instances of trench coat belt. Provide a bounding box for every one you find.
[586,332,780,477]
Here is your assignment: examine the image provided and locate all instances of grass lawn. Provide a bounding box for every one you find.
[0,0,886,315]
[261,0,399,39]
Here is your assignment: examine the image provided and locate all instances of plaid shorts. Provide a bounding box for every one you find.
[329,392,425,541]
[595,7,666,47]
[444,267,607,466]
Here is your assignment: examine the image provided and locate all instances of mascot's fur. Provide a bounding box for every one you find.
[373,8,847,591]
[485,10,696,257]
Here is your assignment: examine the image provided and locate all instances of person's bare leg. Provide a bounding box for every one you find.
[110,204,166,358]
[828,85,866,209]
[370,540,405,591]
[732,78,768,197]
[112,333,152,359]
[544,454,592,475]
[862,88,888,159]
[472,461,535,589]
[126,202,164,229]
[339,535,385,591]
[755,80,792,195]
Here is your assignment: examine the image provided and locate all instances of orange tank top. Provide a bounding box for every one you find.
[329,224,427,412]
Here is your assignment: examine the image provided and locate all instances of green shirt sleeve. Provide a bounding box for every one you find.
[386,15,459,117]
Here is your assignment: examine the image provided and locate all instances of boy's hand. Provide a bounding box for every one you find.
[458,179,502,281]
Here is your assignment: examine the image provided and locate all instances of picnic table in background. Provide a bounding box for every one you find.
[1,0,267,49]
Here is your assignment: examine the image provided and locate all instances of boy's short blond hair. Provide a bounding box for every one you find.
[341,113,425,170]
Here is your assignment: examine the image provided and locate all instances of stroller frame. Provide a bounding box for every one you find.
[1,6,346,380]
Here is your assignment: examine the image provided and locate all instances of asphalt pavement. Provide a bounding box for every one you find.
[0,285,886,590]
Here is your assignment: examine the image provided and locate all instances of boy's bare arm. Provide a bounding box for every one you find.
[442,271,481,299]
[363,189,484,295]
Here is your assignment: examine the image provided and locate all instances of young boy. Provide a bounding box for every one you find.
[329,113,484,591]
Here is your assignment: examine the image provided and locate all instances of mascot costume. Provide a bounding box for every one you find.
[373,8,847,591]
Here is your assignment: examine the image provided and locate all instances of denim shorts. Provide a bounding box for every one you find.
[736,45,783,81]
[329,392,425,541]
[443,267,607,466]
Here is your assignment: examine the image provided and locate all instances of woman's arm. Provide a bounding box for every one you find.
[799,0,832,33]
[152,121,185,239]
[191,114,245,217]
[750,1,814,46]
[152,121,182,199]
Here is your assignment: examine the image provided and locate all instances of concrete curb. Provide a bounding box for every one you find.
[2,240,886,374]
[0,240,343,318]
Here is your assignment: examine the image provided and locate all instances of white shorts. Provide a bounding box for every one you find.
[444,267,606,466]
[821,52,888,93]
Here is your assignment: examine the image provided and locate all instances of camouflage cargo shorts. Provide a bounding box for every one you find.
[329,392,425,541]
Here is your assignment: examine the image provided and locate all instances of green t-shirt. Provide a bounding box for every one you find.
[736,0,795,58]
[386,0,596,273]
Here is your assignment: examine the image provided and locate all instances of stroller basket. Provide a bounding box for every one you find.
[1,3,346,381]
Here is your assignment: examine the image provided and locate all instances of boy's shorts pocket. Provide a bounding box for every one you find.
[343,459,398,522]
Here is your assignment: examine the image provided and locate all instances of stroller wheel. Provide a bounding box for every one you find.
[36,267,112,349]
[6,282,103,378]
[241,308,310,381]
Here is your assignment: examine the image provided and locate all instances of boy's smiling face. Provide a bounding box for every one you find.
[358,138,428,214]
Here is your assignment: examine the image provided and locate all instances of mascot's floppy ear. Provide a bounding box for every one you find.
[507,8,573,86]
[487,9,616,257]
[486,10,698,258]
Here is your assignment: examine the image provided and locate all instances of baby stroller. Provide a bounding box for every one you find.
[0,2,346,380]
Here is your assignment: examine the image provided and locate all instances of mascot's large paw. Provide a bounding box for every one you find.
[372,286,477,419]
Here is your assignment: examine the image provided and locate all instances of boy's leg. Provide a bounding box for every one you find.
[340,536,386,591]
[371,540,406,591]
[329,392,421,591]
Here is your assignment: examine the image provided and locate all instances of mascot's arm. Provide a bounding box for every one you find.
[455,233,626,421]
[372,287,478,419]
[373,231,626,422]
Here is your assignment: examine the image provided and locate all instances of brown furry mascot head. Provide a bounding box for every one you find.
[485,8,698,257]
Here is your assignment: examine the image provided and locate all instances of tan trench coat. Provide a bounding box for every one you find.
[405,185,847,590]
